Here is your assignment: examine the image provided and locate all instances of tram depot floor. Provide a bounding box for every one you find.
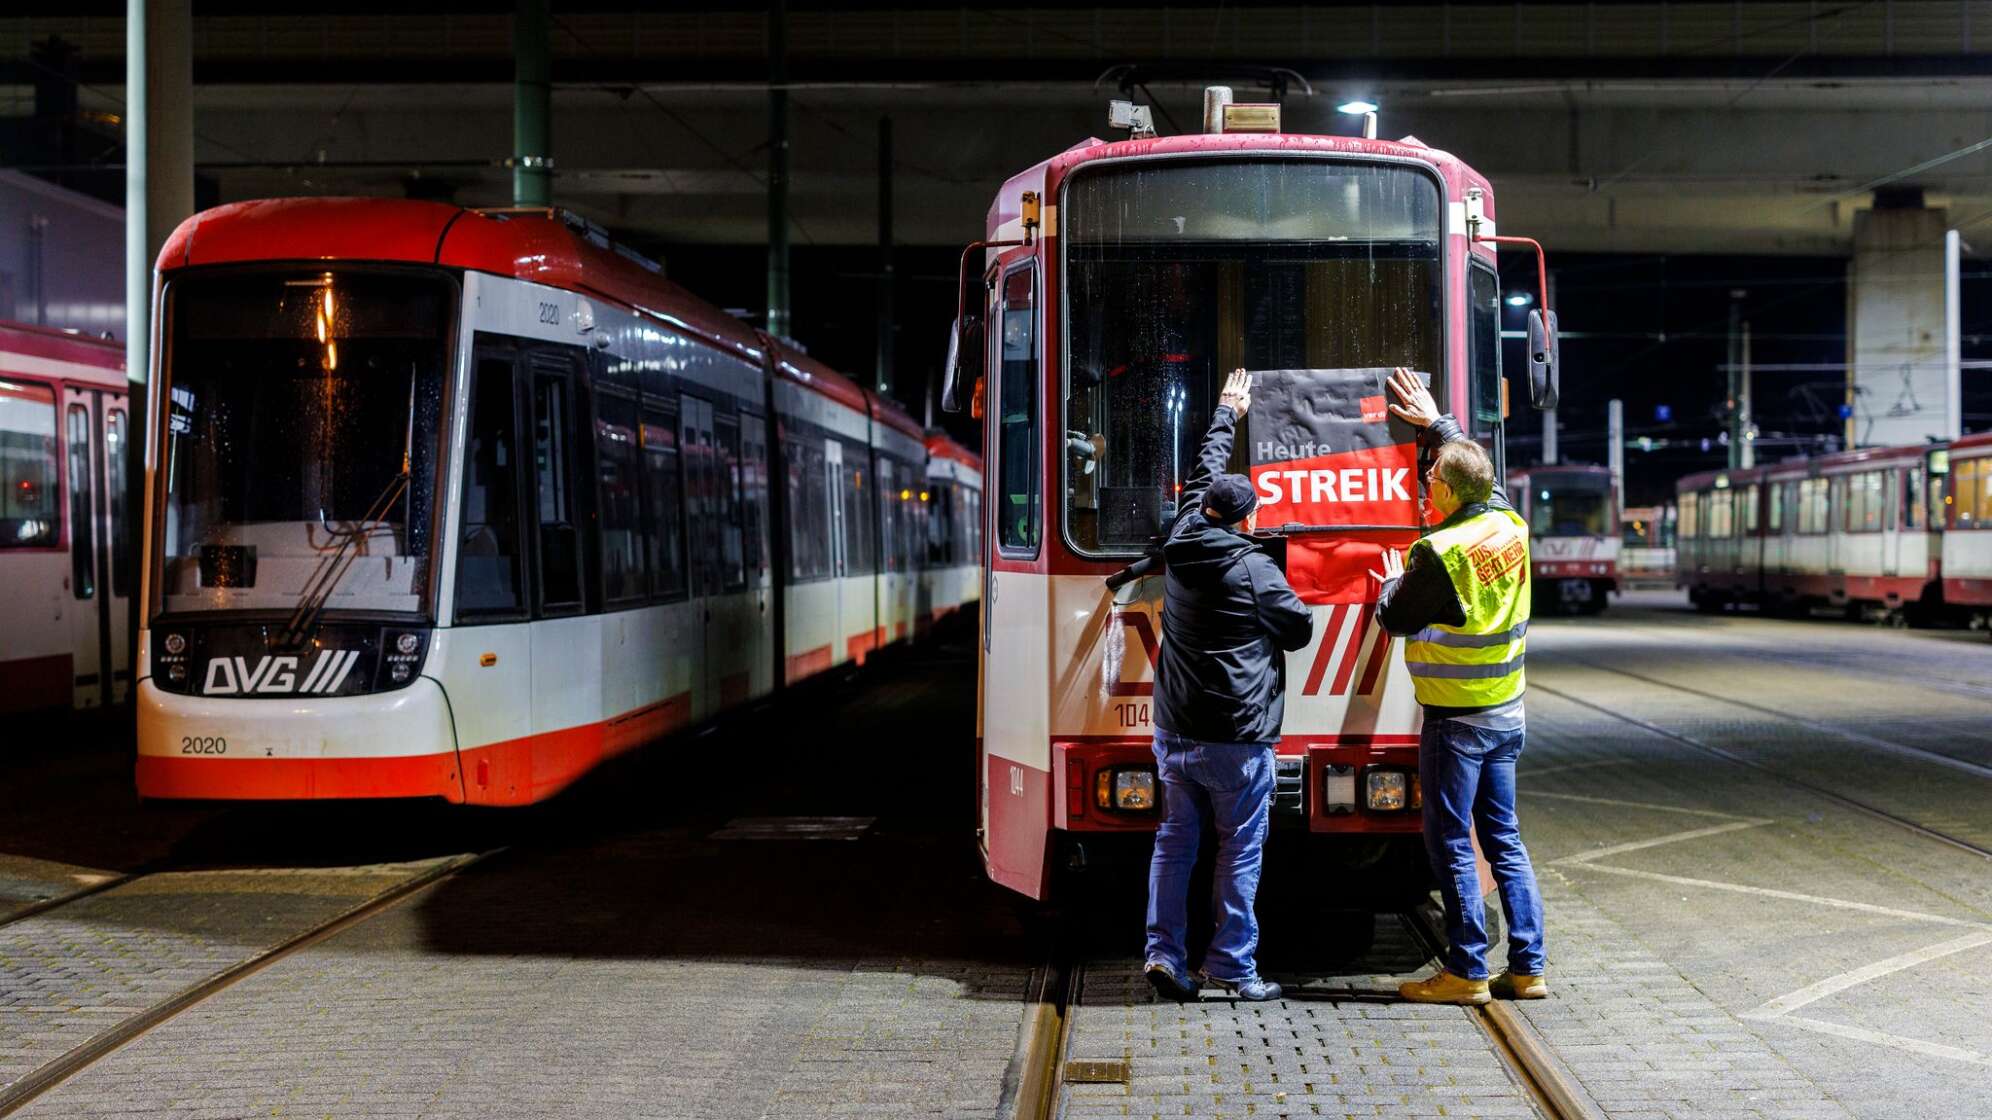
[3,595,1991,1120]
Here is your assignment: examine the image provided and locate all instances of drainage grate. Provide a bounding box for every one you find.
[708,816,876,841]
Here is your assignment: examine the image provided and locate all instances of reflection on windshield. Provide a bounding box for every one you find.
[158,271,451,617]
[1062,160,1442,554]
[1530,478,1612,537]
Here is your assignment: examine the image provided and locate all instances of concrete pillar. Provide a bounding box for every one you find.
[765,0,791,341]
[1608,398,1624,501]
[1844,202,1962,447]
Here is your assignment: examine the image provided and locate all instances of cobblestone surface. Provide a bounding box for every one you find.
[0,853,119,923]
[18,838,1035,1120]
[1060,920,1542,1120]
[0,861,453,1098]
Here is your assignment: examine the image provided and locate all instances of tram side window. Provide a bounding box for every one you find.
[457,357,524,618]
[843,452,874,575]
[1742,484,1760,534]
[66,404,95,599]
[739,417,768,579]
[1766,483,1783,532]
[596,387,644,604]
[107,408,130,596]
[0,380,59,549]
[1469,265,1502,440]
[786,438,830,580]
[713,414,747,591]
[1708,488,1732,539]
[533,368,583,612]
[641,406,687,597]
[1678,491,1698,538]
[1954,459,1981,530]
[1905,467,1923,530]
[997,265,1039,554]
[928,483,952,566]
[1845,471,1883,533]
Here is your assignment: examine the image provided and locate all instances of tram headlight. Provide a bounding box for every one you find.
[388,662,413,684]
[1365,769,1410,812]
[1323,765,1357,814]
[162,632,186,656]
[165,663,187,684]
[1094,767,1157,812]
[395,632,420,655]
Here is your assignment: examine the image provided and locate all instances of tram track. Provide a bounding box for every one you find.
[1005,911,1598,1120]
[0,849,495,1118]
[1533,675,1992,862]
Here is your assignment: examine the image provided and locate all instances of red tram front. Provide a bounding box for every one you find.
[943,108,1558,899]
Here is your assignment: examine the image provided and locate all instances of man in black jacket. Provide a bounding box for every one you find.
[1145,369,1314,1005]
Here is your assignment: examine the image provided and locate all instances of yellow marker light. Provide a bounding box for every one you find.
[479,652,498,667]
[900,488,912,501]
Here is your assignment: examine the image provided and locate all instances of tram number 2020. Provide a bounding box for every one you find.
[537,301,561,324]
[1113,702,1151,729]
[180,736,227,755]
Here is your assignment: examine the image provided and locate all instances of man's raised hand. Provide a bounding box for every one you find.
[1369,547,1405,587]
[1219,369,1253,417]
[1385,366,1439,428]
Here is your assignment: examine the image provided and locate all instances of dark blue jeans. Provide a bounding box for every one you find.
[1145,729,1276,983]
[1420,717,1547,980]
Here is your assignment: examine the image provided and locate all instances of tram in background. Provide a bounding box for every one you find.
[136,199,980,804]
[1510,463,1618,614]
[1675,438,1976,628]
[0,323,131,714]
[940,93,1561,899]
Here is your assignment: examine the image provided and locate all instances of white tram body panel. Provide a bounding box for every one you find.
[136,199,978,803]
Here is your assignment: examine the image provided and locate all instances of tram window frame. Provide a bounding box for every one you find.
[455,353,528,622]
[66,403,95,599]
[842,448,875,575]
[529,353,586,616]
[1468,261,1503,443]
[594,382,647,607]
[106,406,130,596]
[738,411,769,581]
[1741,483,1760,534]
[639,401,688,600]
[713,412,748,592]
[1905,467,1924,530]
[1766,481,1783,533]
[1955,458,1982,530]
[993,261,1041,558]
[0,378,60,551]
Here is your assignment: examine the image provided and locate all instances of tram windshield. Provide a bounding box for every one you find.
[1529,472,1613,537]
[155,270,453,618]
[1062,159,1443,555]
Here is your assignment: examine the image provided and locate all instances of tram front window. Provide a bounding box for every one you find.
[1530,475,1612,537]
[156,271,452,618]
[1062,160,1442,556]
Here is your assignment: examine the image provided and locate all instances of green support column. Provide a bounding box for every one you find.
[513,0,552,207]
[765,0,791,341]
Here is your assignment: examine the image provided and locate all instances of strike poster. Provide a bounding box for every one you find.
[1244,368,1430,604]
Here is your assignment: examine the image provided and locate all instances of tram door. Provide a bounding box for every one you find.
[680,397,742,714]
[1881,468,1902,579]
[823,439,848,655]
[60,387,129,708]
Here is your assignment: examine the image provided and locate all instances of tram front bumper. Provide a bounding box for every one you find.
[135,677,464,802]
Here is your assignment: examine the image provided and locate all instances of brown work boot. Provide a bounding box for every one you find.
[1398,969,1490,1005]
[1490,971,1547,1000]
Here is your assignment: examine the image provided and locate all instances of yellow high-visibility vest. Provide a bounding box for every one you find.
[1403,506,1530,710]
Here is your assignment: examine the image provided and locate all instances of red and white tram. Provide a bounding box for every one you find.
[136,198,979,803]
[1941,432,1992,623]
[940,106,1559,898]
[1510,463,1617,614]
[1676,440,1949,623]
[1,322,131,714]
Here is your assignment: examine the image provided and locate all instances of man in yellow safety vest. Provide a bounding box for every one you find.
[1372,367,1547,1005]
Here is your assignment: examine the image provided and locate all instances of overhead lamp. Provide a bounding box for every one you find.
[1337,100,1379,139]
[1506,292,1533,307]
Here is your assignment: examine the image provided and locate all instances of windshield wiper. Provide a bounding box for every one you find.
[276,469,410,650]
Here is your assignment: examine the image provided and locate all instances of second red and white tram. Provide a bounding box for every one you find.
[1510,463,1618,614]
[0,322,131,714]
[136,199,979,803]
[941,106,1559,899]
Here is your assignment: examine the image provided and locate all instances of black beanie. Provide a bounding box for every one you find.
[1202,473,1259,525]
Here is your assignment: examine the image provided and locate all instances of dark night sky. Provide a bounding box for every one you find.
[655,242,1991,509]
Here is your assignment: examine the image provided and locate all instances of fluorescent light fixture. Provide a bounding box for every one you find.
[1337,100,1379,114]
[1506,292,1533,307]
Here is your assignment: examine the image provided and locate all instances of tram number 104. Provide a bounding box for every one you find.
[1113,701,1151,729]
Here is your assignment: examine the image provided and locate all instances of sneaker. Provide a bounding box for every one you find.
[1398,969,1491,1005]
[1143,960,1201,1002]
[1202,973,1284,1002]
[1490,971,1546,1000]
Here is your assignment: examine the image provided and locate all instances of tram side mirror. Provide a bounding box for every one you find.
[1528,308,1560,411]
[941,315,984,414]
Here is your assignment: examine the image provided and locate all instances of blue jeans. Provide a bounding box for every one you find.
[1145,728,1276,983]
[1420,718,1547,980]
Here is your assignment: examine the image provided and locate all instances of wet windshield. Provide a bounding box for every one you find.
[157,270,452,617]
[1529,473,1613,537]
[1062,159,1443,555]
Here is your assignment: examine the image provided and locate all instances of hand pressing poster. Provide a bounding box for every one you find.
[1244,368,1430,603]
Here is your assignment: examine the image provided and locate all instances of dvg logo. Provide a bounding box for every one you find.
[203,651,360,695]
